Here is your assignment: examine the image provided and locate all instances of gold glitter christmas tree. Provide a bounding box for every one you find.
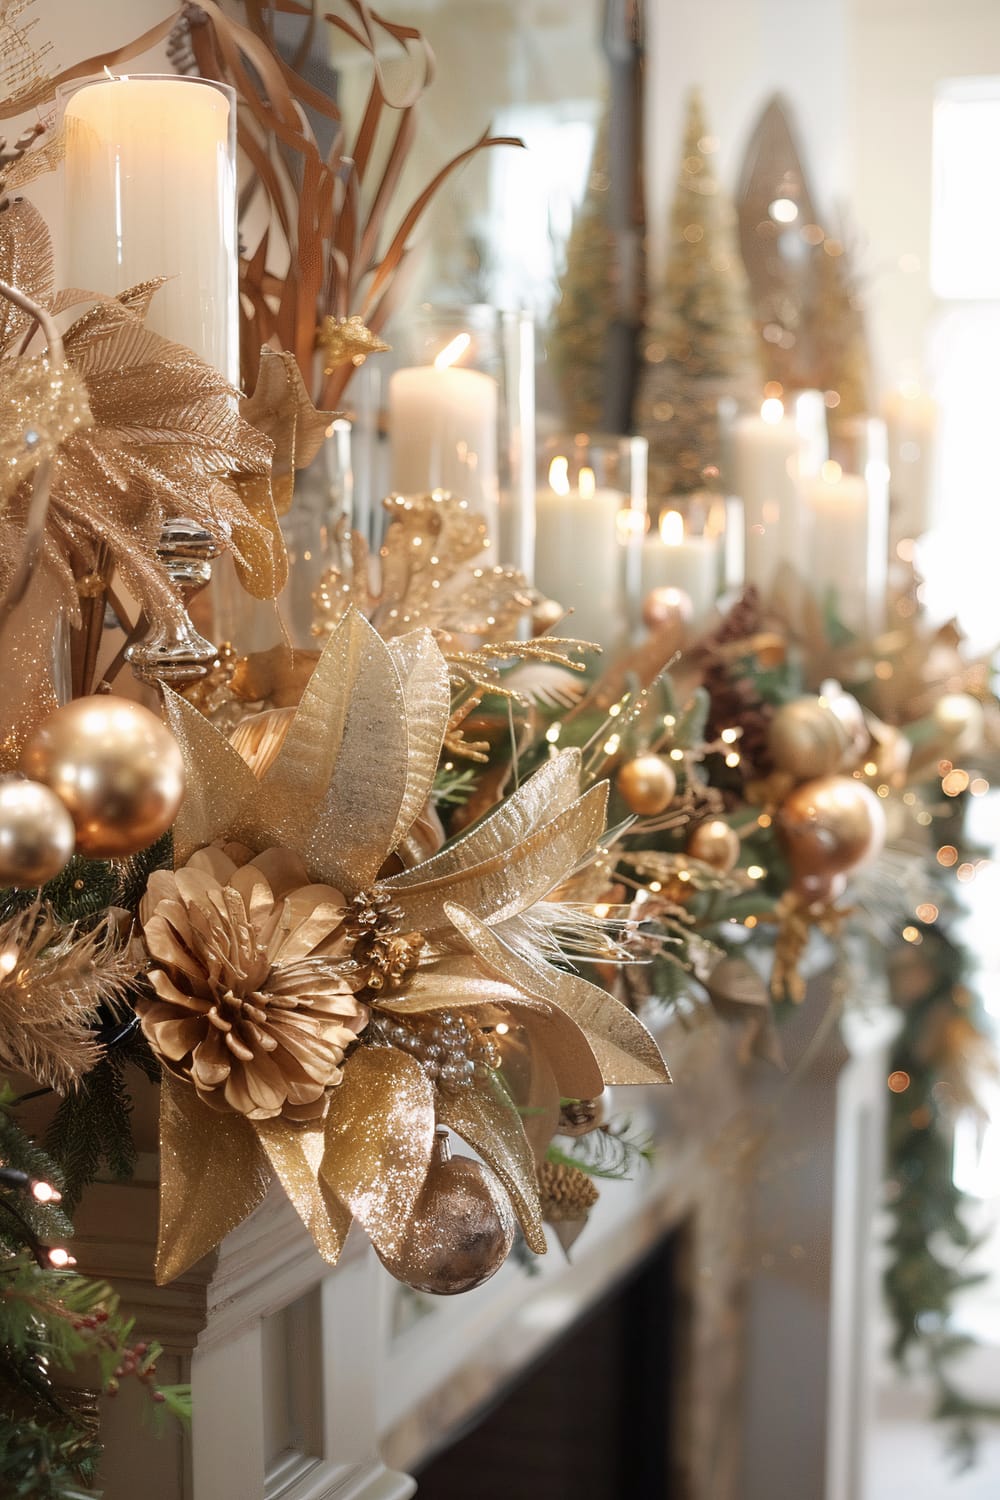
[635,92,758,510]
[806,233,872,421]
[549,104,617,432]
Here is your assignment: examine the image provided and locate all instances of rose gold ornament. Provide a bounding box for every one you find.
[616,754,677,816]
[768,696,850,780]
[0,777,76,887]
[373,1128,515,1294]
[22,697,185,858]
[686,818,741,873]
[779,774,886,882]
[642,585,693,633]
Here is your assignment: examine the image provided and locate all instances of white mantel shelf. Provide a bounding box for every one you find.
[70,982,895,1500]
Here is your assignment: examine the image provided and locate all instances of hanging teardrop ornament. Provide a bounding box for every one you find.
[374,1127,515,1295]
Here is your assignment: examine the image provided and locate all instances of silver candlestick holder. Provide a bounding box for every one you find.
[128,520,221,687]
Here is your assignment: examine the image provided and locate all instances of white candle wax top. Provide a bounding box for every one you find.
[62,76,238,379]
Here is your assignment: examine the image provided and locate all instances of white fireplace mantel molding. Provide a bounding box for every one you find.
[70,980,894,1500]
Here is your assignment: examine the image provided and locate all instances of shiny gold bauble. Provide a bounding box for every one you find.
[686,818,741,873]
[779,774,886,880]
[22,696,185,858]
[769,696,851,780]
[0,777,76,887]
[616,754,677,817]
[932,693,984,756]
[374,1129,515,1295]
[641,585,693,633]
[532,597,566,636]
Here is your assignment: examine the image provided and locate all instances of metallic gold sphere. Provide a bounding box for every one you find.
[932,693,984,756]
[374,1130,515,1295]
[642,585,693,633]
[769,697,850,780]
[532,597,566,636]
[616,754,678,817]
[687,818,741,873]
[0,777,76,887]
[22,696,185,858]
[779,774,886,881]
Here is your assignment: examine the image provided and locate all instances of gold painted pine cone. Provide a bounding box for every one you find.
[138,843,368,1121]
[537,1159,600,1222]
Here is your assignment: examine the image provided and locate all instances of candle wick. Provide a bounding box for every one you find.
[103,65,122,82]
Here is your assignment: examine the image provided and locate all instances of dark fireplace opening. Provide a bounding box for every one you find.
[413,1231,683,1500]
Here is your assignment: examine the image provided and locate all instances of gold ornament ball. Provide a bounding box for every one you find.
[374,1130,515,1295]
[617,754,678,817]
[769,696,850,780]
[0,777,76,887]
[22,696,185,858]
[532,597,566,636]
[779,774,886,880]
[687,818,741,873]
[642,585,693,633]
[932,693,984,756]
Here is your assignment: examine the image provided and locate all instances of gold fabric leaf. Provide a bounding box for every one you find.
[385,778,609,939]
[437,1072,547,1255]
[162,687,261,865]
[386,631,451,855]
[240,348,336,519]
[255,1116,353,1264]
[444,902,671,1088]
[156,1072,272,1285]
[320,1045,436,1259]
[704,955,785,1068]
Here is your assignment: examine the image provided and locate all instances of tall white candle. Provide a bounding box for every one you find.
[884,384,936,543]
[534,460,623,651]
[800,463,873,634]
[731,398,812,597]
[388,334,500,552]
[62,76,239,381]
[640,509,719,628]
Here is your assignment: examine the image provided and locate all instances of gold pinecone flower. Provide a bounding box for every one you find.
[137,843,368,1121]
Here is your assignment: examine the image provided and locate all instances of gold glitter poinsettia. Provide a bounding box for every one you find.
[145,609,668,1285]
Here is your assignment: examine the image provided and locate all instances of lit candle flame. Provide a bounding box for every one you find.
[433,332,472,371]
[579,466,596,499]
[761,397,784,424]
[659,509,684,545]
[548,455,570,496]
[821,459,843,483]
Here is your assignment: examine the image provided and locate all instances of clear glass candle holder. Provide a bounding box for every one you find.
[534,433,647,653]
[386,305,535,573]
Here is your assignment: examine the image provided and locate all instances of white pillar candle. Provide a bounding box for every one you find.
[534,460,623,651]
[800,464,873,634]
[388,335,500,553]
[883,384,936,543]
[62,75,239,381]
[640,509,719,628]
[731,398,811,597]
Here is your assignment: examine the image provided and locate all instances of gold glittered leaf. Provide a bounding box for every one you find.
[437,1071,547,1255]
[0,357,91,510]
[386,631,450,855]
[320,1045,436,1259]
[241,348,337,516]
[0,197,52,353]
[255,1115,353,1264]
[156,1072,272,1285]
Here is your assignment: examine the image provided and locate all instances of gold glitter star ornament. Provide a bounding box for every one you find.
[143,611,668,1285]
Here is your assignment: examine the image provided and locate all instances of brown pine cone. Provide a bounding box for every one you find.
[700,589,776,780]
[537,1160,600,1223]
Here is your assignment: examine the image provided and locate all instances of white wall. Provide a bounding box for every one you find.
[847,0,1000,384]
[645,0,850,263]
